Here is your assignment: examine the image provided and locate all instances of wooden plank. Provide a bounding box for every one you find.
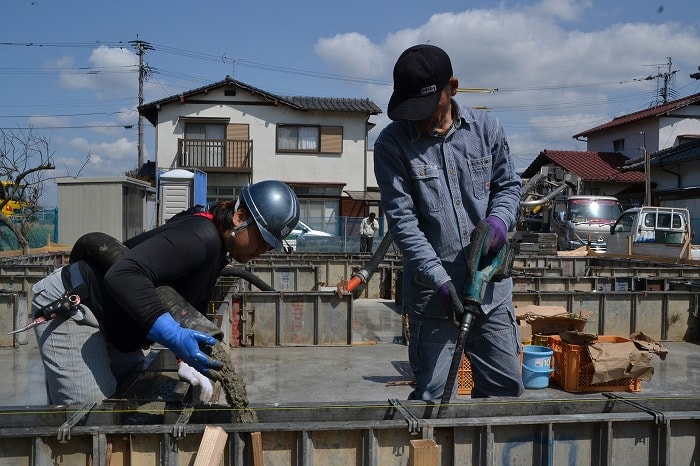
[194,425,228,466]
[130,434,159,466]
[251,431,264,466]
[409,439,438,466]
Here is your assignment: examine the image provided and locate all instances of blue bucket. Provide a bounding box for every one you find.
[522,345,555,389]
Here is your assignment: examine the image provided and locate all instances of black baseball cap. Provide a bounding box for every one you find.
[387,44,453,122]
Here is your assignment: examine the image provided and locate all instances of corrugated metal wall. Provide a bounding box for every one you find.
[56,177,154,246]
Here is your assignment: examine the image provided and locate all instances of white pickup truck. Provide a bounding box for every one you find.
[607,206,700,261]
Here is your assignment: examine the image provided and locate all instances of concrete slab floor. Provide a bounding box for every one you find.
[1,298,699,406]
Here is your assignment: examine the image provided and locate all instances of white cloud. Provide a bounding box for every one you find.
[315,5,700,170]
[56,46,138,96]
[27,115,71,128]
[528,0,591,22]
[61,136,138,176]
[314,33,387,78]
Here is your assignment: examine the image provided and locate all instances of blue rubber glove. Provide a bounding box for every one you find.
[483,216,508,254]
[437,281,464,327]
[147,313,222,376]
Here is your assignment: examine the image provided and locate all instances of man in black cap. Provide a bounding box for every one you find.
[374,44,524,401]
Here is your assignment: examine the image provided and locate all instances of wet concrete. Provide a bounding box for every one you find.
[1,298,699,406]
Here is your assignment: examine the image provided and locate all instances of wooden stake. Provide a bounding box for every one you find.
[251,431,264,466]
[194,425,228,466]
[409,439,438,466]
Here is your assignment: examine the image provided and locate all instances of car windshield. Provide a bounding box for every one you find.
[568,199,623,222]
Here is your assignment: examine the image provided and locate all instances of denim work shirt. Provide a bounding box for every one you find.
[374,103,521,318]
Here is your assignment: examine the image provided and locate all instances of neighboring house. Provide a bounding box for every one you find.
[621,138,700,215]
[522,93,700,209]
[522,150,646,201]
[138,76,382,232]
[573,92,700,158]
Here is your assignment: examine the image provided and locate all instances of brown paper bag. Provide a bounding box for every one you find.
[588,341,654,384]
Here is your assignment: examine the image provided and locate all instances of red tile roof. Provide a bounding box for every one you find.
[522,150,646,182]
[573,93,700,138]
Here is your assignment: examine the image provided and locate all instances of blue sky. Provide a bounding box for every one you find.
[2,0,699,207]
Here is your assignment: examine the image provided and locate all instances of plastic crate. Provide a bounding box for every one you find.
[548,335,642,393]
[459,351,524,395]
[457,355,473,395]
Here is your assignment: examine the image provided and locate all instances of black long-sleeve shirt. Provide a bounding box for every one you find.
[101,215,228,352]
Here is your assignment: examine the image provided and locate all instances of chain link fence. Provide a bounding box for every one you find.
[0,208,58,251]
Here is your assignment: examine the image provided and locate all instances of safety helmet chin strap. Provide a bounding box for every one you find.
[230,198,255,239]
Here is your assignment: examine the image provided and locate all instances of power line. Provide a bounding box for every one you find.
[0,124,135,130]
[0,111,136,118]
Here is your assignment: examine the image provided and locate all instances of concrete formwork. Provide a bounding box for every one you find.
[0,396,697,465]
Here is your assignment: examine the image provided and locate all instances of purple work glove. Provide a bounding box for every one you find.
[437,281,464,327]
[483,216,508,254]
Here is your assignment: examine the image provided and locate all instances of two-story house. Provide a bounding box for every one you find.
[522,92,700,209]
[573,92,700,209]
[573,93,700,158]
[138,76,382,233]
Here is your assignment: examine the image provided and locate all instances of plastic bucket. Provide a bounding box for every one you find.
[522,345,555,389]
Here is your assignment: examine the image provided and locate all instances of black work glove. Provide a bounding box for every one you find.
[437,281,464,327]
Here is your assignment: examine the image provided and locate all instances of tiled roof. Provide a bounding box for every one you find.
[522,150,646,182]
[286,96,381,113]
[573,93,700,138]
[139,76,382,126]
[623,138,700,170]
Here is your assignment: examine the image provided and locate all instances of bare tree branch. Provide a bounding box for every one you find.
[0,128,55,253]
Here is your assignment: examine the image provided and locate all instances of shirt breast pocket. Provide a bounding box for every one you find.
[468,156,492,200]
[409,164,443,212]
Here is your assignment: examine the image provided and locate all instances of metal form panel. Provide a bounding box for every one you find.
[0,267,51,320]
[512,255,589,277]
[248,265,319,292]
[514,290,699,341]
[0,293,16,348]
[0,397,698,465]
[241,291,352,346]
[249,255,402,299]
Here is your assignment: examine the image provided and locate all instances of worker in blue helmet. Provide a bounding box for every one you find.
[31,180,299,405]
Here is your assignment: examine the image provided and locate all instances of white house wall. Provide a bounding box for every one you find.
[659,108,700,148]
[586,107,700,158]
[153,86,372,191]
[585,120,658,158]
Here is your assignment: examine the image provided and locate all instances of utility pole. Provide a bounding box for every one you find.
[640,131,651,206]
[643,57,679,105]
[129,38,153,171]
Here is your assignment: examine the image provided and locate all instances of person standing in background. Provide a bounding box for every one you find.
[360,212,379,252]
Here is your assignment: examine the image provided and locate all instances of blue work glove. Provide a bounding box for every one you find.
[437,281,465,327]
[483,216,508,254]
[147,313,222,376]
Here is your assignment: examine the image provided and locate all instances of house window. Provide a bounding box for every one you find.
[291,184,342,233]
[184,123,226,167]
[207,185,240,204]
[613,139,625,151]
[185,122,226,141]
[278,125,320,152]
[276,125,343,154]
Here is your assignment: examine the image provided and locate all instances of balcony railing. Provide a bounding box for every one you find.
[178,138,253,172]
